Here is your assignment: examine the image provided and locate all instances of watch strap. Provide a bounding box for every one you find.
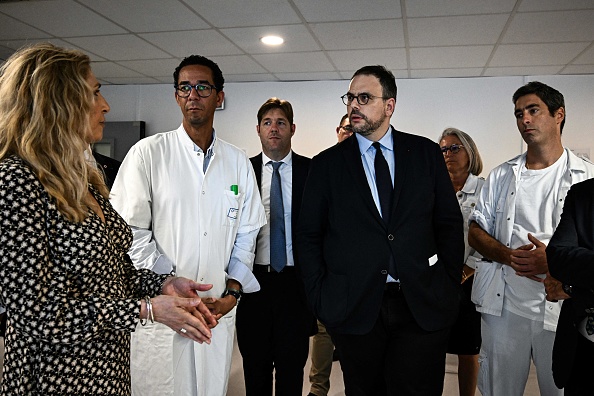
[222,287,242,302]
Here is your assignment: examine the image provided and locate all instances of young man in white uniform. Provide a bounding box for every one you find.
[469,81,594,396]
[110,55,266,396]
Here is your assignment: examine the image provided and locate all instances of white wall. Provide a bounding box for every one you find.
[102,74,594,176]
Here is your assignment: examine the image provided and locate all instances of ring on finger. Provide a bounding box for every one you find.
[180,327,187,334]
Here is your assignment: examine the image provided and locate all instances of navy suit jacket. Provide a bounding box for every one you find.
[547,178,594,388]
[93,151,121,189]
[296,128,464,334]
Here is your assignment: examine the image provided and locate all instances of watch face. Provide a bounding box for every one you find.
[562,284,572,295]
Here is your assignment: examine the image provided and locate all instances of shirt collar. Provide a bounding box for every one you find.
[565,147,594,173]
[177,124,217,157]
[193,130,216,158]
[84,145,96,165]
[262,150,293,166]
[507,147,587,173]
[461,173,480,194]
[356,126,393,156]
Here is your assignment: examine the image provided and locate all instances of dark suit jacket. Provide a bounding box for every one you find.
[93,151,121,189]
[250,151,317,336]
[547,178,594,388]
[296,128,464,334]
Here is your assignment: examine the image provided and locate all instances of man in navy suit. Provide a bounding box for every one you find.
[236,97,316,396]
[297,65,464,395]
[546,178,594,395]
[92,150,121,189]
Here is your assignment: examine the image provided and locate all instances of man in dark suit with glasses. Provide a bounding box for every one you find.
[297,65,464,395]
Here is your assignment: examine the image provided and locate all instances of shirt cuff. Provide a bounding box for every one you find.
[227,258,260,293]
[465,255,481,270]
[469,211,490,234]
[152,255,175,275]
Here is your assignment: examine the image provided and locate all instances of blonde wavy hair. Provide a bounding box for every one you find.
[0,43,108,222]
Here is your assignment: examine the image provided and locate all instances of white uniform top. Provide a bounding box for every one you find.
[110,125,266,396]
[504,151,567,321]
[457,173,485,269]
[470,148,594,332]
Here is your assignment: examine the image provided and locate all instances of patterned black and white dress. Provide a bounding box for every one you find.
[0,156,168,395]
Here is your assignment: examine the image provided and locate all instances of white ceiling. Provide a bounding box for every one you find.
[1,0,594,85]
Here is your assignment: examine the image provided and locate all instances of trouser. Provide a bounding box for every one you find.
[236,268,311,396]
[331,283,450,396]
[564,333,594,395]
[479,308,562,396]
[309,320,334,396]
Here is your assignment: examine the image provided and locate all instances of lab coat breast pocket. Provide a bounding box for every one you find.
[222,190,243,231]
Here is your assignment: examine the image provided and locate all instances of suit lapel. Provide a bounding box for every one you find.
[390,129,409,227]
[342,136,385,225]
[291,153,307,231]
[250,154,263,192]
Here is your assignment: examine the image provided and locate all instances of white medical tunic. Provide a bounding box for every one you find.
[110,125,266,396]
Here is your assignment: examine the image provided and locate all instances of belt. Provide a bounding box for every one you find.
[253,265,296,274]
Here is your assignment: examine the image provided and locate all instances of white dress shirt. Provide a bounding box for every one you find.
[255,151,294,267]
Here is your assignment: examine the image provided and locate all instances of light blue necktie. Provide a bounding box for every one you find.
[269,161,286,272]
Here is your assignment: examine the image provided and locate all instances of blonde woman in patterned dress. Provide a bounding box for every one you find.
[0,43,218,395]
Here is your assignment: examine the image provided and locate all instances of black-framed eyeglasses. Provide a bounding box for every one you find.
[441,144,465,154]
[340,125,353,133]
[175,83,217,98]
[341,93,387,106]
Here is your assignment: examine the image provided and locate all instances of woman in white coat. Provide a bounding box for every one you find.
[438,128,485,396]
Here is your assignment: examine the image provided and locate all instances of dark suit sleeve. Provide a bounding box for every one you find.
[431,143,465,284]
[547,181,594,310]
[295,154,330,320]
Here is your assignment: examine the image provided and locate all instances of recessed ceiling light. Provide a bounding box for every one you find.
[261,36,284,46]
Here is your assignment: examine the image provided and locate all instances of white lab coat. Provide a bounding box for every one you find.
[110,125,266,396]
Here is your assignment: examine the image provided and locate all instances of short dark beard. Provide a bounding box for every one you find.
[352,113,386,137]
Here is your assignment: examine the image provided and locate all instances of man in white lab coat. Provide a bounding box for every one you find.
[469,81,594,396]
[111,55,266,396]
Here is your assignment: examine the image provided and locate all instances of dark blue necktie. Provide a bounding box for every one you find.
[373,142,393,225]
[270,161,286,272]
[373,142,398,279]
